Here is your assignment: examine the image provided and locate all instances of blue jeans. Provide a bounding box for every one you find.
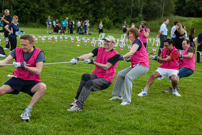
[178,67,194,79]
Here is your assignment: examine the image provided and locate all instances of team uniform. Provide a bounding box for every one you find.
[74,47,119,109]
[178,47,195,78]
[157,47,179,81]
[139,28,150,50]
[111,39,149,104]
[4,47,45,96]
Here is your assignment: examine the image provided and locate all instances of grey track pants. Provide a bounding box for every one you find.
[112,64,149,103]
[75,74,111,108]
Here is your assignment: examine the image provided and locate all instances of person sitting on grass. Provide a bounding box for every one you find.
[68,36,120,111]
[138,38,181,97]
[0,34,46,122]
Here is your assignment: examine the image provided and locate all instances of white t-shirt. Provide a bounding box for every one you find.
[160,23,168,36]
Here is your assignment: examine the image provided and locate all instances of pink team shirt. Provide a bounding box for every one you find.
[13,47,42,82]
[139,28,150,43]
[92,47,119,83]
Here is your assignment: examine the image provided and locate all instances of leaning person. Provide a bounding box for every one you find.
[0,34,46,121]
[109,28,149,105]
[68,36,120,111]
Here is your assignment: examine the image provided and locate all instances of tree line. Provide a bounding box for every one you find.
[0,0,201,29]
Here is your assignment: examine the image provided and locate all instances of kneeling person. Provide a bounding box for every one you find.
[68,36,119,111]
[138,38,181,97]
[0,34,46,121]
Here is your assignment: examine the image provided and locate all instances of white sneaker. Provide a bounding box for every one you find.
[109,96,123,100]
[173,91,181,97]
[120,101,130,105]
[70,99,78,106]
[137,91,147,96]
[67,104,82,112]
[4,48,8,50]
[20,110,31,122]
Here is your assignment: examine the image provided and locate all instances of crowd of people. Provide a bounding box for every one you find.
[47,16,93,35]
[0,11,201,121]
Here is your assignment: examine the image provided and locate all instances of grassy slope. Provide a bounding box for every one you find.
[0,16,202,135]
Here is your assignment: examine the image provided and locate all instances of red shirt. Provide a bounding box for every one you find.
[160,50,179,60]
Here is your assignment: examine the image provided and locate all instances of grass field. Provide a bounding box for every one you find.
[0,22,202,135]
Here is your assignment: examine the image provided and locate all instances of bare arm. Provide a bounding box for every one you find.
[144,31,149,37]
[158,31,163,38]
[158,56,172,62]
[123,44,139,58]
[4,25,11,34]
[182,52,193,59]
[196,37,202,46]
[78,53,94,60]
[1,18,10,25]
[0,55,14,66]
[25,61,43,75]
[94,62,113,70]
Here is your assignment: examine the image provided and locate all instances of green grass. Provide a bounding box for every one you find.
[0,16,202,134]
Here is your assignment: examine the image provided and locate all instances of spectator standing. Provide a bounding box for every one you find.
[76,20,81,34]
[46,16,51,34]
[61,19,67,34]
[4,15,19,52]
[65,17,69,33]
[196,32,202,63]
[172,23,185,50]
[182,25,187,39]
[139,21,150,50]
[98,21,103,34]
[158,19,169,56]
[189,27,195,48]
[53,19,56,33]
[131,23,135,28]
[69,19,73,34]
[0,9,12,49]
[122,21,129,34]
[171,21,179,46]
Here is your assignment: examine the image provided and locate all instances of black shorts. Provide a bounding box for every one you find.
[99,29,103,33]
[62,27,66,30]
[4,77,40,96]
[123,28,127,33]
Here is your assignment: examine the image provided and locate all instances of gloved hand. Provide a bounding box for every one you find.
[13,62,26,69]
[179,54,183,61]
[179,54,183,59]
[70,57,79,64]
[119,55,124,60]
[150,55,159,61]
[125,57,131,62]
[84,59,95,64]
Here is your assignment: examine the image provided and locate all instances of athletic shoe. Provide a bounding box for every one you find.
[0,54,6,57]
[4,48,8,50]
[109,96,123,100]
[120,101,130,105]
[67,104,82,112]
[70,99,78,106]
[173,91,181,97]
[20,110,31,122]
[137,91,147,96]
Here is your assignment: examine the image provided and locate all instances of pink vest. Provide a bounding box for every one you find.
[13,47,42,82]
[131,39,150,68]
[139,28,150,43]
[179,47,195,71]
[159,47,179,70]
[92,47,119,83]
